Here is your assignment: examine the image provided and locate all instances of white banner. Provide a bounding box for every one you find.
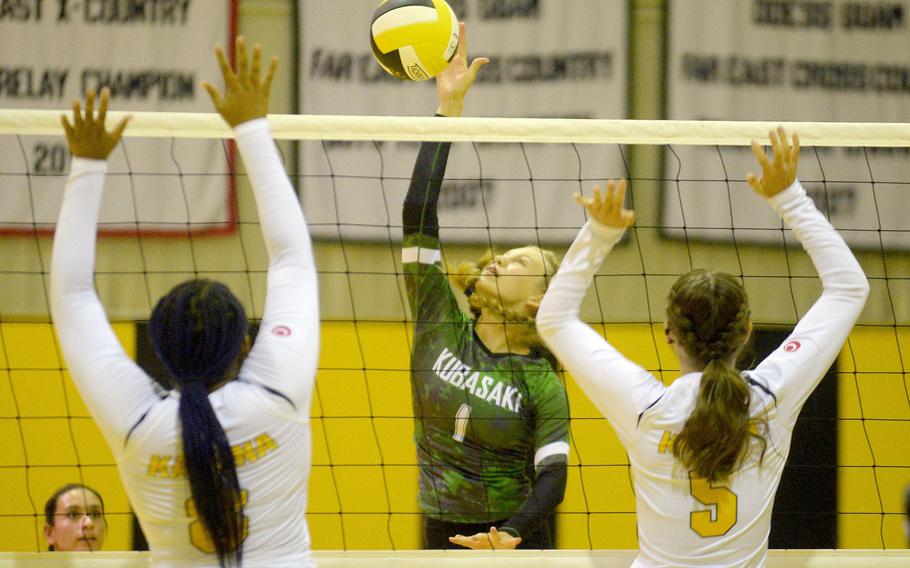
[298,0,628,243]
[666,0,910,250]
[0,0,236,236]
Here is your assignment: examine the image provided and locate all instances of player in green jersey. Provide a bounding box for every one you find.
[401,23,569,550]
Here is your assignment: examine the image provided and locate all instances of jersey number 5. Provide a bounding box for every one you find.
[186,489,249,553]
[689,472,737,537]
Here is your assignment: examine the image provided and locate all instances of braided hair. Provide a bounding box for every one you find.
[148,279,248,567]
[667,269,767,482]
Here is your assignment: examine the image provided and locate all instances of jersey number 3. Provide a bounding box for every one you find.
[186,489,249,553]
[689,473,737,537]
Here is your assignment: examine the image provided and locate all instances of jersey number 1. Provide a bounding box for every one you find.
[452,403,471,443]
[689,472,737,537]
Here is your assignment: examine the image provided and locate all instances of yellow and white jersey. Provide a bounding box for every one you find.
[51,120,319,567]
[538,181,868,567]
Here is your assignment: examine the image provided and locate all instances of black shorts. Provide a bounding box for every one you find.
[423,515,554,549]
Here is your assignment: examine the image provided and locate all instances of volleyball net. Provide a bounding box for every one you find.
[0,111,908,561]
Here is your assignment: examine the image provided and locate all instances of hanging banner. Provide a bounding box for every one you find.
[298,0,629,244]
[0,1,237,236]
[665,0,910,250]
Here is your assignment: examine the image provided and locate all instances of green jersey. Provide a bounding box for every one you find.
[403,232,570,523]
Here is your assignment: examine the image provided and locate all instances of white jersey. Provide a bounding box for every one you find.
[50,119,319,568]
[537,181,868,567]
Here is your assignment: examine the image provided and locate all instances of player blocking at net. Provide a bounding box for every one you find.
[402,22,570,550]
[537,129,869,566]
[50,38,319,567]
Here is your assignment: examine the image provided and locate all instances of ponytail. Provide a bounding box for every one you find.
[672,358,765,482]
[179,383,244,567]
[149,279,248,566]
[667,269,766,483]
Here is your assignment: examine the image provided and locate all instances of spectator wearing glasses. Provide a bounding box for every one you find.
[44,484,106,551]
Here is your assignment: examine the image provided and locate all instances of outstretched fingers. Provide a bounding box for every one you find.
[236,36,250,87]
[573,185,599,210]
[110,114,132,142]
[746,172,760,192]
[747,138,771,191]
[448,533,469,548]
[788,131,800,169]
[467,56,490,82]
[455,21,468,62]
[453,22,490,76]
[486,527,499,548]
[769,127,783,161]
[773,127,800,177]
[98,87,111,128]
[775,126,789,158]
[599,179,634,228]
[750,139,769,170]
[84,89,96,125]
[60,114,74,138]
[204,36,275,127]
[71,99,84,129]
[61,89,131,159]
[213,44,238,89]
[97,88,110,128]
[607,178,627,210]
[262,56,278,96]
[201,81,224,110]
[250,43,261,85]
[747,127,799,197]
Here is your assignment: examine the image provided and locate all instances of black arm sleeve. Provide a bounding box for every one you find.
[499,459,568,540]
[402,129,452,238]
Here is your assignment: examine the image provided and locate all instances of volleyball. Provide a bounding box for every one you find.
[370,0,460,81]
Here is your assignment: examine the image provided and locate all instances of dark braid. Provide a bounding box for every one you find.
[149,279,247,567]
[667,269,767,482]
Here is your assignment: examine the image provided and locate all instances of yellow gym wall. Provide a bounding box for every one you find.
[0,323,135,552]
[1,0,908,556]
[1,321,907,551]
[837,326,910,548]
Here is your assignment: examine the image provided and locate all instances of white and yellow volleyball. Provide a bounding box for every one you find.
[370,0,460,81]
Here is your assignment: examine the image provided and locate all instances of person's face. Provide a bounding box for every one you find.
[474,246,548,312]
[44,488,106,551]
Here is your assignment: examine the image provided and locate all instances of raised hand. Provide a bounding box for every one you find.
[448,526,521,550]
[61,88,130,160]
[574,178,635,230]
[435,22,489,117]
[202,36,277,128]
[747,127,800,198]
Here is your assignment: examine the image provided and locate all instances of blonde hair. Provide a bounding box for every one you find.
[448,246,560,350]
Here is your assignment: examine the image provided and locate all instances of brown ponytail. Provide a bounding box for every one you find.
[667,269,767,482]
